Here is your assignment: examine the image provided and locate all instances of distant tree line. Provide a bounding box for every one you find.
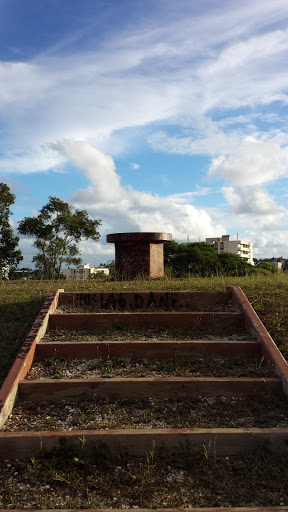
[164,241,282,277]
[254,258,288,273]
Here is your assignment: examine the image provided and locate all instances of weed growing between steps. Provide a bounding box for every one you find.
[1,442,288,508]
[54,301,237,313]
[3,393,288,431]
[27,355,273,379]
[42,327,254,342]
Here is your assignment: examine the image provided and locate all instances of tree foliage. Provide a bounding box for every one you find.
[0,183,22,277]
[18,196,101,279]
[217,252,252,276]
[164,241,218,276]
[164,241,252,277]
[254,261,279,274]
[97,259,116,280]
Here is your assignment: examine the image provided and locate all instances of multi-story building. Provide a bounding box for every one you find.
[205,235,254,265]
[62,263,109,280]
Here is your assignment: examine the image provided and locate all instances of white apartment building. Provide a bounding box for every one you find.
[205,235,254,265]
[62,263,109,280]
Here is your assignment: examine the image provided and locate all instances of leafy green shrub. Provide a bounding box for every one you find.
[164,241,253,277]
[253,262,278,274]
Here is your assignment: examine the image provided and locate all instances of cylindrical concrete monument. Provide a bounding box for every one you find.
[106,232,172,279]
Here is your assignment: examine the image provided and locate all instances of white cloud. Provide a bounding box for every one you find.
[248,230,288,258]
[222,186,286,215]
[148,116,243,156]
[148,113,288,160]
[168,187,211,202]
[53,140,122,201]
[222,185,288,231]
[131,163,140,170]
[0,145,65,174]
[209,138,288,186]
[54,140,224,244]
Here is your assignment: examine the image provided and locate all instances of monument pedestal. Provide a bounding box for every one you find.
[107,232,172,279]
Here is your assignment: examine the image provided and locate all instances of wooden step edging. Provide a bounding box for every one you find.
[18,377,282,401]
[0,289,63,428]
[1,427,288,459]
[48,311,244,331]
[35,339,261,360]
[0,508,287,512]
[228,286,288,397]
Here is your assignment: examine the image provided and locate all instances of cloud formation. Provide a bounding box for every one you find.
[222,186,288,231]
[1,1,288,173]
[248,230,288,258]
[209,138,288,186]
[54,140,224,246]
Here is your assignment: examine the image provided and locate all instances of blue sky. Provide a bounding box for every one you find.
[1,0,288,267]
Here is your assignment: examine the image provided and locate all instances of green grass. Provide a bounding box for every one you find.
[1,273,288,386]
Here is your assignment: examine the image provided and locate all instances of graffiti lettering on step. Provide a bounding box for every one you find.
[72,291,184,310]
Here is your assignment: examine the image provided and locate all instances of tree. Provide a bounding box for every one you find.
[164,241,218,277]
[97,259,116,280]
[217,252,252,276]
[0,183,22,278]
[18,196,101,279]
[253,261,278,274]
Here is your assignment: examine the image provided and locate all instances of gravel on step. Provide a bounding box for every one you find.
[3,394,288,431]
[41,327,255,342]
[27,356,273,379]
